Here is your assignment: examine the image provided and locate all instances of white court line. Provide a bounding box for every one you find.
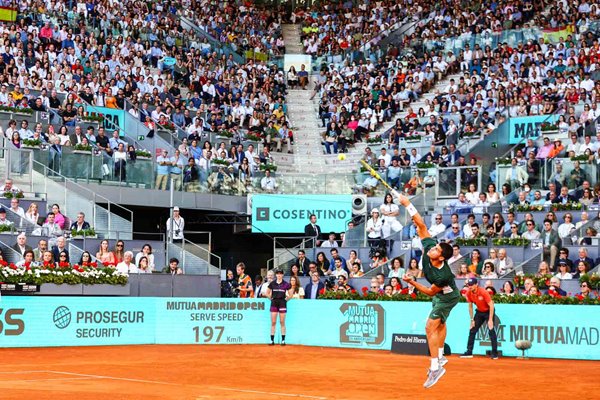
[0,377,91,384]
[42,370,179,386]
[211,387,327,399]
[1,370,328,399]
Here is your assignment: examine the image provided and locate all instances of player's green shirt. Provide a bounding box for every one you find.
[421,237,460,303]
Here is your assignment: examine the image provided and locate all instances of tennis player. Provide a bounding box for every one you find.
[266,268,291,346]
[395,191,459,388]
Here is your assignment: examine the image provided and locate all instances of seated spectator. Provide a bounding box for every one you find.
[135,244,155,273]
[578,281,595,299]
[480,262,498,279]
[496,249,514,276]
[536,261,551,277]
[349,263,364,278]
[305,272,325,299]
[45,204,66,230]
[320,232,339,248]
[116,251,139,274]
[15,250,35,268]
[113,240,126,264]
[70,212,91,232]
[8,198,24,219]
[96,239,116,265]
[41,212,63,240]
[163,257,183,275]
[34,239,48,262]
[2,179,22,197]
[0,208,13,226]
[11,232,33,259]
[521,220,541,240]
[388,257,405,278]
[547,276,567,296]
[78,251,93,266]
[501,281,515,296]
[25,203,41,226]
[260,170,278,193]
[554,262,573,280]
[51,237,69,263]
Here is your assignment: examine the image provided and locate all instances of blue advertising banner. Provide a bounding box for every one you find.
[508,115,559,144]
[85,105,126,137]
[0,297,154,347]
[0,297,598,360]
[251,194,353,233]
[155,299,271,345]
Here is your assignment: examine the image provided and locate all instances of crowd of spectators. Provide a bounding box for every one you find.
[0,0,290,189]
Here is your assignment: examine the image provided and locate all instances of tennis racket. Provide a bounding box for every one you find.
[360,159,393,191]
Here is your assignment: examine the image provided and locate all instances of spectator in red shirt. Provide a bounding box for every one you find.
[460,278,498,359]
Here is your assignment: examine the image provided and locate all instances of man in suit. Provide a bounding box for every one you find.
[292,250,311,276]
[552,186,576,204]
[70,212,91,232]
[33,239,48,261]
[69,126,85,146]
[575,247,594,269]
[304,214,321,246]
[448,143,462,166]
[12,233,33,260]
[304,271,325,299]
[51,236,70,263]
[540,219,561,269]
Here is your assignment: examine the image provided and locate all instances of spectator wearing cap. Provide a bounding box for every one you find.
[366,208,383,248]
[460,278,498,359]
[0,207,13,227]
[166,206,185,243]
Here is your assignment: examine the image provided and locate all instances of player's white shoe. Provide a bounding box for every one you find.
[439,356,448,367]
[423,367,446,388]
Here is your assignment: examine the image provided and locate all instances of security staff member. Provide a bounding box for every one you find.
[460,278,499,359]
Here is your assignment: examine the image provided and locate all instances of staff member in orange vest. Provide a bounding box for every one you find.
[460,278,499,359]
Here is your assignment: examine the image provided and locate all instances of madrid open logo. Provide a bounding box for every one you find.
[339,303,385,347]
[53,306,72,329]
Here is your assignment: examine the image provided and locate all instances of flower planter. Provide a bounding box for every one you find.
[136,156,152,160]
[39,283,84,295]
[21,145,39,150]
[83,283,130,296]
[540,130,559,135]
[72,150,92,155]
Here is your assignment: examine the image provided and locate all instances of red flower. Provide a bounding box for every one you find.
[91,262,98,268]
[575,294,584,301]
[351,289,357,294]
[545,279,551,286]
[318,288,325,295]
[361,286,368,293]
[410,292,417,299]
[9,263,16,270]
[400,287,409,295]
[59,262,70,268]
[0,260,8,267]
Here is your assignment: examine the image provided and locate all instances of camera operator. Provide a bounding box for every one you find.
[221,269,240,298]
[167,206,185,243]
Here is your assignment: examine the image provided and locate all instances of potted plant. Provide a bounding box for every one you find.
[539,122,559,134]
[73,143,93,153]
[404,135,422,143]
[454,237,488,247]
[0,105,34,115]
[212,158,230,167]
[70,228,97,238]
[135,149,152,159]
[245,132,263,142]
[366,135,383,144]
[494,157,513,166]
[259,163,278,173]
[22,138,42,148]
[217,130,234,139]
[492,237,531,247]
[416,161,435,169]
[80,114,104,123]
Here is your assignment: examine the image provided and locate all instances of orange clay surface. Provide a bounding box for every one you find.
[0,344,598,400]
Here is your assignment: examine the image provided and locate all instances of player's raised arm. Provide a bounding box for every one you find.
[392,190,430,239]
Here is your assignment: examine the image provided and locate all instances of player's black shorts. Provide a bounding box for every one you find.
[270,299,287,313]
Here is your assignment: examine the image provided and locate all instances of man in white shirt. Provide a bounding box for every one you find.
[378,148,391,167]
[320,232,339,248]
[9,198,25,218]
[260,170,277,192]
[244,144,259,169]
[116,251,139,274]
[496,248,514,275]
[166,206,185,243]
[428,214,447,237]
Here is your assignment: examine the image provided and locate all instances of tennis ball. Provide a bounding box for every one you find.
[338,153,346,161]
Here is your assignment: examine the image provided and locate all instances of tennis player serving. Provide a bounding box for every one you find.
[393,190,459,388]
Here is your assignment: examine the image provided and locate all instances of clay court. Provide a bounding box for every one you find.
[0,345,597,399]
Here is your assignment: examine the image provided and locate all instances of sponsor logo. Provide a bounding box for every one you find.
[339,303,385,347]
[256,207,270,221]
[53,306,72,329]
[0,308,25,335]
[51,307,145,339]
[477,315,600,347]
